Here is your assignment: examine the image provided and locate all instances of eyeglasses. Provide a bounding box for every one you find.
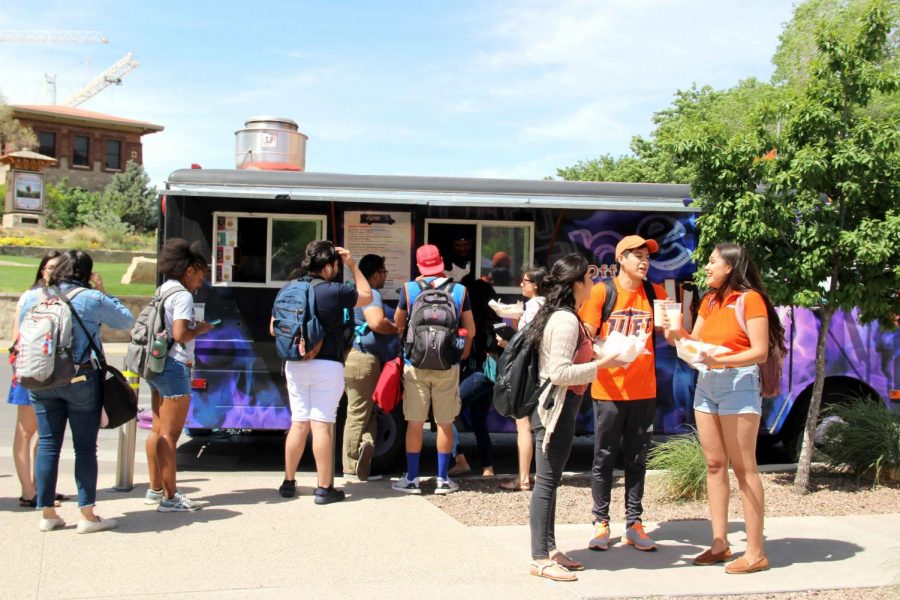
[377,269,389,275]
[521,278,533,284]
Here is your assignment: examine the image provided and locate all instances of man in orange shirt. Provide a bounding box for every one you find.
[579,235,674,553]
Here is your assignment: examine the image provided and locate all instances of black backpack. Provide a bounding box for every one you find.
[403,278,463,370]
[491,326,552,419]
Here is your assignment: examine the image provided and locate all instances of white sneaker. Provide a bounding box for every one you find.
[76,517,118,534]
[434,477,459,495]
[391,475,422,495]
[38,516,65,532]
[157,492,201,512]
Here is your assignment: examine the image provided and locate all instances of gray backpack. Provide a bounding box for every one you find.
[124,285,188,379]
[14,287,88,390]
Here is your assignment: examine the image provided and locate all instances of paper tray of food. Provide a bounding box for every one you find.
[675,339,730,369]
[593,331,651,364]
[488,299,524,319]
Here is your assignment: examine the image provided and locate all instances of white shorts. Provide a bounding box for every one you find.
[284,359,345,423]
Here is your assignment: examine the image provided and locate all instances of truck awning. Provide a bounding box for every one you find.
[165,169,698,213]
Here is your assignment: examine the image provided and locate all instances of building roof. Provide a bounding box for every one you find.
[11,105,164,135]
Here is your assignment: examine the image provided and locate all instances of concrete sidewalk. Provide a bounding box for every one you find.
[2,459,899,600]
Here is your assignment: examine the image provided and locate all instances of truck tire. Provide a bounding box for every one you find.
[372,405,406,473]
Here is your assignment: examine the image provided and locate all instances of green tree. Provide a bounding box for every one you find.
[665,0,899,492]
[101,160,158,233]
[46,179,100,229]
[0,92,36,152]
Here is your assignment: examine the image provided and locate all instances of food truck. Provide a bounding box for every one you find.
[149,117,898,468]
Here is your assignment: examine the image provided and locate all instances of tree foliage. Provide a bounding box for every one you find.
[665,0,899,491]
[0,93,36,152]
[101,160,158,233]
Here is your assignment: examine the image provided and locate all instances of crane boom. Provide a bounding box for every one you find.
[63,52,139,107]
[0,30,108,44]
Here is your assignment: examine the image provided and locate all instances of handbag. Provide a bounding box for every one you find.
[373,357,403,413]
[61,291,138,429]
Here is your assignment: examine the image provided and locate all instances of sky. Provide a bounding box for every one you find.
[1,0,798,187]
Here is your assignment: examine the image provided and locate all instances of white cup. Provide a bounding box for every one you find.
[653,299,670,328]
[666,303,683,331]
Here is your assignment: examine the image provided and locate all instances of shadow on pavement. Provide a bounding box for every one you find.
[110,507,243,534]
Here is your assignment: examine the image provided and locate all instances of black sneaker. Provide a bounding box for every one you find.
[356,441,374,482]
[278,479,296,498]
[313,486,346,505]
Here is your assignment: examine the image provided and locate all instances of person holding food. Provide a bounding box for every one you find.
[665,243,785,574]
[579,235,675,554]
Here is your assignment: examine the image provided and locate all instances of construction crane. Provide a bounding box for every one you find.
[0,30,108,44]
[62,52,140,107]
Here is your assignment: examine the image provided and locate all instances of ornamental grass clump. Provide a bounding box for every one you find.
[647,432,707,501]
[820,399,900,487]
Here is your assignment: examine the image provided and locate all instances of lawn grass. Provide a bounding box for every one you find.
[0,257,154,296]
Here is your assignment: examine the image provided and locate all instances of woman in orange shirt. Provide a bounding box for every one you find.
[668,243,785,574]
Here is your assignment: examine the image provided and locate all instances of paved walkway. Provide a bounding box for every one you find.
[2,455,898,599]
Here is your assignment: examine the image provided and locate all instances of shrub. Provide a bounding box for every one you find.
[64,227,104,249]
[46,181,100,229]
[820,398,900,487]
[647,431,708,501]
[0,235,48,246]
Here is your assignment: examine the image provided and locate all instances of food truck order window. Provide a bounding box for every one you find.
[425,219,533,294]
[212,211,326,287]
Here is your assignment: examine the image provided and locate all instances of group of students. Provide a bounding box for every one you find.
[7,239,215,532]
[8,233,782,582]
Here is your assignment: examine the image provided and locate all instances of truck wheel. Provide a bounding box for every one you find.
[372,406,406,473]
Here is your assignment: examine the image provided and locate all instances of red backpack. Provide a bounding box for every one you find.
[373,357,403,412]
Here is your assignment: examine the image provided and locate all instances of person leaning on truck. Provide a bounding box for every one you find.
[342,254,399,482]
[578,235,675,553]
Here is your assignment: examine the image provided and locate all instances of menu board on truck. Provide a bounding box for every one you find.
[343,210,411,300]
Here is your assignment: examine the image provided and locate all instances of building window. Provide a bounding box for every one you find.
[73,135,90,167]
[38,131,56,157]
[105,140,122,170]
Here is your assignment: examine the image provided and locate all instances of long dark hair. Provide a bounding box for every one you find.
[524,254,589,354]
[290,240,341,279]
[47,250,92,288]
[31,249,63,288]
[711,243,786,355]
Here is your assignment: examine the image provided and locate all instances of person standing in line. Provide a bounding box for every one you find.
[391,244,475,495]
[8,250,65,508]
[499,265,548,492]
[23,250,133,533]
[527,254,623,582]
[667,243,784,574]
[275,241,372,504]
[144,239,214,513]
[579,235,673,553]
[342,254,398,482]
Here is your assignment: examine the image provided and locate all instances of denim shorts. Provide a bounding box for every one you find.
[694,365,761,416]
[146,357,192,398]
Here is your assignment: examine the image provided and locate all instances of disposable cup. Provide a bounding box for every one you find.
[666,303,683,331]
[653,299,670,328]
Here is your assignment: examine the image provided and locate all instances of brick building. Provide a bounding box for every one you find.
[8,105,164,192]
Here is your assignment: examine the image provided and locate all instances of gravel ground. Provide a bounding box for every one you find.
[427,470,900,599]
[427,470,900,526]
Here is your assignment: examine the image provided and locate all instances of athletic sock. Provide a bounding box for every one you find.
[437,452,452,480]
[406,452,421,481]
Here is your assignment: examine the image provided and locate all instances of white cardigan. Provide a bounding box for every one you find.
[535,310,602,452]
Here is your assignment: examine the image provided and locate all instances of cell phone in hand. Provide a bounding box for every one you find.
[493,322,516,341]
[208,319,222,327]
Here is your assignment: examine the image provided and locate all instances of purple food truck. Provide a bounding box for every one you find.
[145,118,899,469]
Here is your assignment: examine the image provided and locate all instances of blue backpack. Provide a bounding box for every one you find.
[272,277,327,361]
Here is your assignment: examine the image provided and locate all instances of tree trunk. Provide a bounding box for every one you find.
[793,306,835,493]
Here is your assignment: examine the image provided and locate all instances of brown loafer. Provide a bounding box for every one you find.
[725,555,769,574]
[693,546,732,566]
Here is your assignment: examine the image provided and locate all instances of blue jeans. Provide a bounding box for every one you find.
[30,370,102,508]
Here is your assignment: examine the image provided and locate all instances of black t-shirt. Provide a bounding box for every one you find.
[311,280,358,362]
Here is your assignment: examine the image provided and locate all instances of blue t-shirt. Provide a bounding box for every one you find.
[311,280,358,363]
[397,277,471,315]
[352,288,398,364]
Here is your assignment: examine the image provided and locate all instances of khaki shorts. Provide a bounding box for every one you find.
[402,364,461,424]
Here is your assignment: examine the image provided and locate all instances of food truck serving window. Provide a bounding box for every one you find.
[425,219,534,294]
[212,211,326,287]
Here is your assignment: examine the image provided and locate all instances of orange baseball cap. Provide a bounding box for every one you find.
[615,235,659,257]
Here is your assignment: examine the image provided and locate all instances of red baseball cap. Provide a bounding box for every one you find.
[416,244,446,277]
[615,235,659,257]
